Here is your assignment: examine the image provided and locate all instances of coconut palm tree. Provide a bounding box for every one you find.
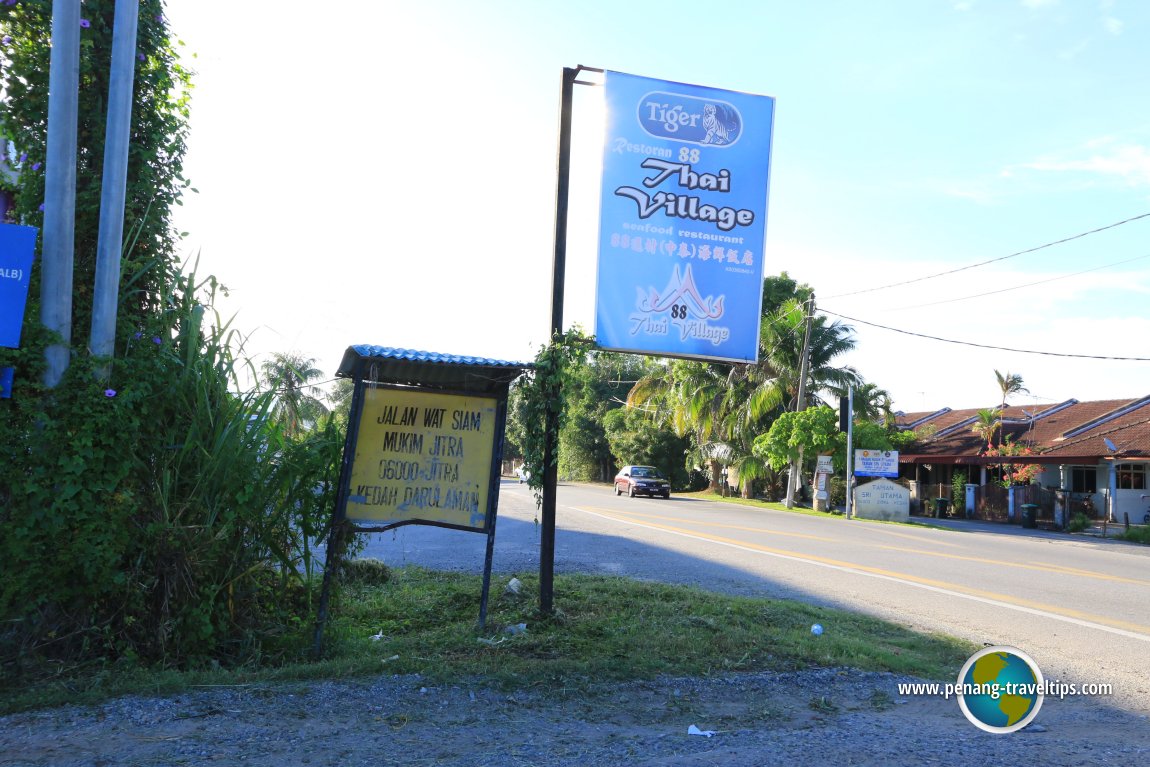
[260,352,330,437]
[854,382,895,425]
[994,370,1028,446]
[972,408,1000,448]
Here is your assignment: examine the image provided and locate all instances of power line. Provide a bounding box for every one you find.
[891,252,1150,310]
[824,211,1150,299]
[821,309,1150,361]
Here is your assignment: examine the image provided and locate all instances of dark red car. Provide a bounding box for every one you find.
[613,465,671,499]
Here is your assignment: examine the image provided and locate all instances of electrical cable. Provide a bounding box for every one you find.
[824,211,1150,299]
[820,309,1150,361]
[890,253,1150,310]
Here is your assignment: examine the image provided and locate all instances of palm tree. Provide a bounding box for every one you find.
[629,359,735,490]
[854,382,894,425]
[993,370,1028,447]
[259,352,330,437]
[972,408,1000,448]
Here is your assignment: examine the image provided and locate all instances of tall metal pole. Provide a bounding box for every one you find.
[90,0,140,371]
[845,385,854,520]
[41,0,82,388]
[540,67,577,615]
[785,293,814,508]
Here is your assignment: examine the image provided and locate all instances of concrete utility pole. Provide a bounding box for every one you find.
[41,0,81,388]
[785,293,814,509]
[845,385,854,520]
[90,0,140,372]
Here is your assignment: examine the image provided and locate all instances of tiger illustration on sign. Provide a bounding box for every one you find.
[701,103,736,145]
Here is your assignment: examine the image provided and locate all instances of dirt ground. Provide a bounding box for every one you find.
[3,667,1149,766]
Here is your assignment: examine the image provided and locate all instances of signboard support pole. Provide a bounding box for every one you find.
[540,67,577,616]
[312,378,367,658]
[478,525,497,630]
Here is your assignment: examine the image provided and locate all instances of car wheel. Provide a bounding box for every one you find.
[614,483,621,496]
[662,492,671,499]
[628,486,636,498]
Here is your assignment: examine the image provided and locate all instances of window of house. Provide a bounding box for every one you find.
[1070,466,1097,493]
[1117,464,1146,490]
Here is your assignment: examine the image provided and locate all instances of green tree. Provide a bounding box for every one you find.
[259,352,330,437]
[0,8,340,667]
[993,370,1027,445]
[1,0,192,338]
[754,406,840,474]
[853,382,894,425]
[602,406,693,489]
[972,408,999,448]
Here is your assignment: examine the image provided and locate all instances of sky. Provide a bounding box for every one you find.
[163,0,1150,415]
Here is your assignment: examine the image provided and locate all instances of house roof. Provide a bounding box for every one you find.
[895,396,1150,464]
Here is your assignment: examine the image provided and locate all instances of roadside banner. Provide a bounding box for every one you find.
[595,71,775,363]
[0,224,37,348]
[855,449,899,478]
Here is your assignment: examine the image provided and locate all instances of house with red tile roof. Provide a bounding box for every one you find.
[894,396,1150,524]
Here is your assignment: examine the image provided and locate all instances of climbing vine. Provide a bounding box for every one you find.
[515,328,594,509]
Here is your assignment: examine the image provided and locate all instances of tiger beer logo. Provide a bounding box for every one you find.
[637,92,743,147]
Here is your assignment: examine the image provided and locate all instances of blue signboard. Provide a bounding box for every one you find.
[595,71,775,363]
[0,224,38,348]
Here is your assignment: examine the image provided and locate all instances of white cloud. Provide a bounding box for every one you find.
[1102,15,1124,34]
[1013,140,1150,187]
[1022,0,1058,8]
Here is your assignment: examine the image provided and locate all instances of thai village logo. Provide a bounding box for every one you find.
[637,91,742,147]
[630,265,731,346]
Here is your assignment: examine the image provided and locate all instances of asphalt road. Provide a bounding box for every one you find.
[358,479,1150,718]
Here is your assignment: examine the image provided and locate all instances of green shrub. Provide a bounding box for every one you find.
[1120,526,1150,544]
[0,270,343,668]
[1066,512,1090,533]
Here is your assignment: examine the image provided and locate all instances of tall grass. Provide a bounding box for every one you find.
[0,265,342,673]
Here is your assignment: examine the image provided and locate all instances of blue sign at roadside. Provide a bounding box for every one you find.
[595,71,775,363]
[0,224,38,348]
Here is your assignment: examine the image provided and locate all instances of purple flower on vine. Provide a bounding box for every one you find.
[137,53,145,62]
[38,203,44,211]
[104,389,117,398]
[31,162,40,171]
[18,152,26,163]
[79,19,90,29]
[155,15,164,23]
[133,331,143,339]
[1,36,11,46]
[3,1,14,7]
[152,336,162,345]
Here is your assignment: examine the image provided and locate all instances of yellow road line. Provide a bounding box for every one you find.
[574,505,1150,641]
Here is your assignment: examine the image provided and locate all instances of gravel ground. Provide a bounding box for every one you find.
[3,666,1149,766]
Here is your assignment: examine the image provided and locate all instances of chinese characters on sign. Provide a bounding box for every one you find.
[595,71,775,363]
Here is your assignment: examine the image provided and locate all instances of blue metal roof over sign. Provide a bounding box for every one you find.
[336,346,530,394]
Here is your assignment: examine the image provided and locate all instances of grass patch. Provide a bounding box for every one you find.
[1119,525,1150,544]
[1,568,976,714]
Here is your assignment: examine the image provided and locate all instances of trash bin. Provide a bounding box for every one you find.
[1021,503,1038,529]
[934,498,949,518]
